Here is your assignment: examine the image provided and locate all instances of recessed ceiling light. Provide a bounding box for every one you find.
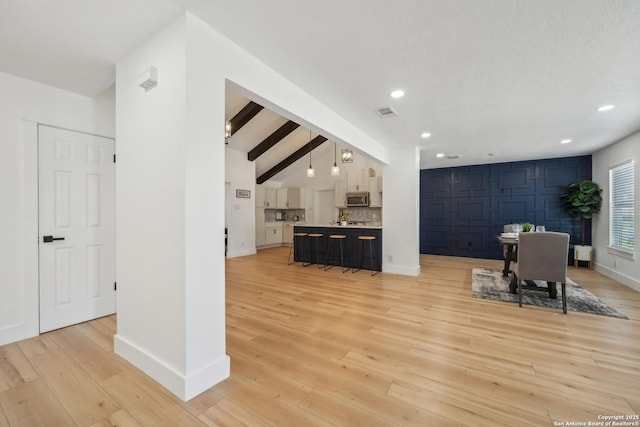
[420,132,431,139]
[596,104,615,112]
[560,139,572,144]
[488,153,498,156]
[390,89,405,98]
[436,153,445,158]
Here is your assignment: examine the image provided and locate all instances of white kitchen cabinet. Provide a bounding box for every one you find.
[255,185,265,207]
[255,208,266,246]
[265,222,283,245]
[335,181,346,207]
[282,222,294,246]
[255,185,276,208]
[369,176,382,207]
[346,169,369,192]
[276,188,288,209]
[265,187,277,208]
[287,188,305,209]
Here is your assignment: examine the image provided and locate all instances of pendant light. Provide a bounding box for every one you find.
[331,142,340,176]
[341,148,353,163]
[225,120,231,145]
[306,129,315,178]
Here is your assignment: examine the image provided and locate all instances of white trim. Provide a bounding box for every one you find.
[595,263,640,293]
[226,248,257,258]
[114,334,230,401]
[607,246,636,260]
[383,263,421,276]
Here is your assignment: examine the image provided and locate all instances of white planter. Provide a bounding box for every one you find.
[574,245,593,269]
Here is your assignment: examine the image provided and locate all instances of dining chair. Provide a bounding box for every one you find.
[503,224,517,260]
[510,231,570,313]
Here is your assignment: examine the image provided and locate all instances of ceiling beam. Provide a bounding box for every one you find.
[256,136,328,184]
[229,101,263,136]
[247,120,300,161]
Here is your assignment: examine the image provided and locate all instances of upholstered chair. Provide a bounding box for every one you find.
[511,231,570,313]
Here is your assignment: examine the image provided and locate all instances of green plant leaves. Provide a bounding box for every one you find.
[561,180,603,218]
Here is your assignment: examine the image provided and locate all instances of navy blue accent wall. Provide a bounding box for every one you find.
[420,155,592,260]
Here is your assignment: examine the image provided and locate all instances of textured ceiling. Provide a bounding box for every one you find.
[2,0,639,172]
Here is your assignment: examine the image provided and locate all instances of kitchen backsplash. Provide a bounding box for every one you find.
[265,209,305,222]
[339,207,382,223]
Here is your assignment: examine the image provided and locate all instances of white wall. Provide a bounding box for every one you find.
[0,71,115,347]
[382,146,421,275]
[114,14,230,401]
[225,147,256,257]
[592,131,640,291]
[116,8,418,400]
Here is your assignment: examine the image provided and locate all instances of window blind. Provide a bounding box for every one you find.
[609,161,635,252]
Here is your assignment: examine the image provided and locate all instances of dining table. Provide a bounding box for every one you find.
[496,234,518,277]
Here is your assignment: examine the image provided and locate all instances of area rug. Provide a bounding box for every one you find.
[471,268,627,318]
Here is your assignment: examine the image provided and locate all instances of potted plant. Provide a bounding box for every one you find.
[561,180,602,266]
[338,212,349,226]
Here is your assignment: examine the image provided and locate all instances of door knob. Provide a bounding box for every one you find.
[43,235,65,243]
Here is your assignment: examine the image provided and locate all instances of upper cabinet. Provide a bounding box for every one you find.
[287,188,305,209]
[256,185,306,209]
[276,188,288,209]
[346,169,369,192]
[369,176,382,207]
[266,188,277,207]
[255,185,277,208]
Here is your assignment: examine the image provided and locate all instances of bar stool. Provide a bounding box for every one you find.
[304,233,324,268]
[325,234,349,273]
[353,235,380,276]
[288,232,308,265]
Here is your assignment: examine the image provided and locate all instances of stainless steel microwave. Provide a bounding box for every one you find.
[346,192,370,207]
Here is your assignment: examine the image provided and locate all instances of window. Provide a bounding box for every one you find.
[609,160,635,253]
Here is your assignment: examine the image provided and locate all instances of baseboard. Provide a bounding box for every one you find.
[226,248,256,258]
[382,262,421,276]
[114,334,230,401]
[0,322,39,347]
[256,243,282,250]
[594,263,640,293]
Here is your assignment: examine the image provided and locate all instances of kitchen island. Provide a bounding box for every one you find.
[293,224,382,271]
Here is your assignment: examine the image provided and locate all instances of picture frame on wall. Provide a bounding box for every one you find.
[236,189,251,199]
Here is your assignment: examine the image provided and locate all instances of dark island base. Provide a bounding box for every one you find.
[293,226,382,272]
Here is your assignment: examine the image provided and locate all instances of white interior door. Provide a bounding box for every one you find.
[38,125,115,333]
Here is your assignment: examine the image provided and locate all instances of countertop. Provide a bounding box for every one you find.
[295,223,382,229]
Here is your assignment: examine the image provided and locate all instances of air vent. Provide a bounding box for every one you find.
[447,155,459,159]
[375,106,398,118]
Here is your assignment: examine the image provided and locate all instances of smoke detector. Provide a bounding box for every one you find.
[375,106,398,118]
[447,154,460,159]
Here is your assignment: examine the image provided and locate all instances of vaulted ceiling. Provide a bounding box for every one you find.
[2,0,639,175]
[225,89,334,184]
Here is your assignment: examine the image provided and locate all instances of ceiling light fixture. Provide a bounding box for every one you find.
[341,148,353,163]
[436,153,445,158]
[390,89,405,98]
[306,130,315,178]
[596,104,615,112]
[331,142,340,176]
[560,139,572,144]
[225,120,231,144]
[420,132,431,139]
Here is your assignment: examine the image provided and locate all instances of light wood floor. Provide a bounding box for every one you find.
[1,248,639,426]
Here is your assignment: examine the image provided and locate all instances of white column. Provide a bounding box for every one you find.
[114,14,229,401]
[382,146,421,276]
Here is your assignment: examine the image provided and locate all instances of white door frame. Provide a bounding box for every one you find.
[37,123,116,332]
